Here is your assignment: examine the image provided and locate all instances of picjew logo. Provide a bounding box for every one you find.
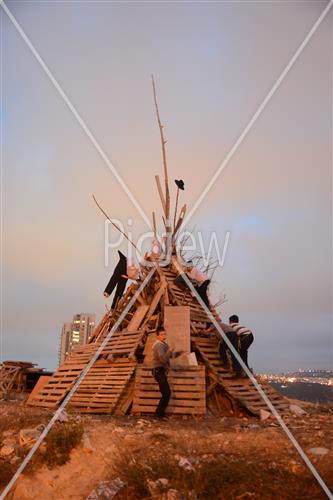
[103,218,231,269]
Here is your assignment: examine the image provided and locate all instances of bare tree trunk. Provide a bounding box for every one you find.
[151,75,172,251]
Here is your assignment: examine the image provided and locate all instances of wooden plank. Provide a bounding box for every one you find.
[164,306,191,367]
[135,391,205,398]
[139,384,205,391]
[113,370,135,415]
[155,175,167,216]
[144,283,167,323]
[173,204,187,237]
[126,306,149,332]
[143,333,156,366]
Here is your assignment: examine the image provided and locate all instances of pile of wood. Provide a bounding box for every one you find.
[0,361,51,397]
[28,259,289,417]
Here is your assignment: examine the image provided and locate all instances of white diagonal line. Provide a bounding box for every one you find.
[0,6,3,364]
[1,0,331,496]
[183,0,333,228]
[172,261,333,499]
[0,267,156,500]
[0,0,152,231]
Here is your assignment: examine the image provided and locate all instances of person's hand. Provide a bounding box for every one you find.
[173,350,184,358]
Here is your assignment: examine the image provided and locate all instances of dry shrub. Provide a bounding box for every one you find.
[113,448,181,499]
[112,446,325,500]
[44,422,83,467]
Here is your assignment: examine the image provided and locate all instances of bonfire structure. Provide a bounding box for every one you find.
[29,80,290,418]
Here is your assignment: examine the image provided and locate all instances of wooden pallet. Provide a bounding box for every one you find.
[221,378,290,415]
[69,359,136,414]
[0,361,39,395]
[114,374,136,416]
[192,334,290,416]
[164,269,214,326]
[0,364,21,394]
[28,361,87,408]
[132,366,206,416]
[29,329,145,409]
[99,329,146,358]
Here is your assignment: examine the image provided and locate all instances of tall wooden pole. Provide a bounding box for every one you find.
[152,75,172,249]
[173,186,180,231]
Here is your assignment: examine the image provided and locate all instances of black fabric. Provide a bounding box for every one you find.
[239,332,254,368]
[104,251,128,308]
[175,179,185,190]
[174,273,196,290]
[196,279,210,307]
[152,367,171,417]
[219,331,242,374]
[111,278,127,309]
[174,274,211,307]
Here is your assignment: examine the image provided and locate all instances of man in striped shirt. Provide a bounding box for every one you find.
[229,315,254,371]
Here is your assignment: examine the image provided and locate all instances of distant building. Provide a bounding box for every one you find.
[58,313,96,365]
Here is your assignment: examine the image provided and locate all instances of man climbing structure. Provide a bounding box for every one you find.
[229,314,254,371]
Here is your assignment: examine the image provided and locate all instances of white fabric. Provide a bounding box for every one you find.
[230,322,252,337]
[189,266,207,284]
[126,258,139,280]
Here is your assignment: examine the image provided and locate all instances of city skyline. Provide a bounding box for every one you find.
[58,312,96,365]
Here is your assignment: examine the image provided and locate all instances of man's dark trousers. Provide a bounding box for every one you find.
[239,333,254,367]
[219,331,242,374]
[153,367,171,417]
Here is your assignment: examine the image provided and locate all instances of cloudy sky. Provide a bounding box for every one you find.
[2,0,332,373]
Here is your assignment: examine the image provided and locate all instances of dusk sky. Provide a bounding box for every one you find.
[2,1,332,373]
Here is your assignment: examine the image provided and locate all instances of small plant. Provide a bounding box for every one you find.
[44,422,84,467]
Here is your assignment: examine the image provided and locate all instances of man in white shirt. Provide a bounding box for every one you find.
[174,261,211,307]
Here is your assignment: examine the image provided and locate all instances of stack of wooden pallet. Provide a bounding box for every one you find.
[28,259,290,419]
[0,360,41,396]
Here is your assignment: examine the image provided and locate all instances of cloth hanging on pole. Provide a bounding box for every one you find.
[104,251,128,309]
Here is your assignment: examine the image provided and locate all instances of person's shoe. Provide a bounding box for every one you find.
[154,415,168,421]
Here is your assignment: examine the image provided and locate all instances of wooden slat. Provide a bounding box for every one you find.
[126,305,149,332]
[192,335,290,417]
[68,359,136,414]
[132,366,205,416]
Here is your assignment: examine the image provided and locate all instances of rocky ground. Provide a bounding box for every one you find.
[0,398,332,500]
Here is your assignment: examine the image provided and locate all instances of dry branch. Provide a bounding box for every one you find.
[152,75,171,231]
[92,195,139,252]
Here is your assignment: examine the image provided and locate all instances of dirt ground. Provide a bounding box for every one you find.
[0,399,332,500]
